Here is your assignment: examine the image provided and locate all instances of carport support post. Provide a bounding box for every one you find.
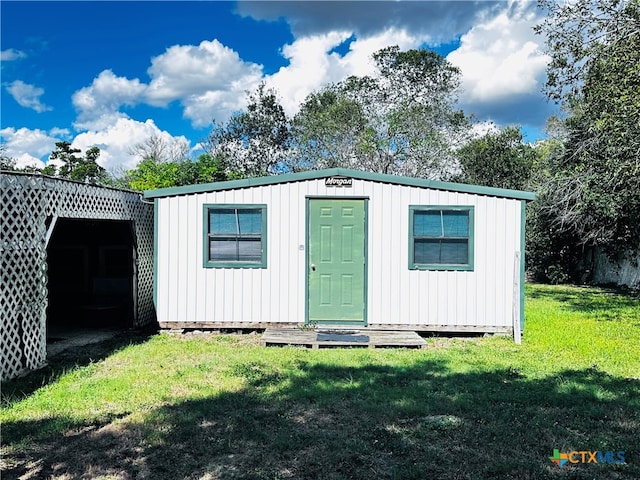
[44,215,58,249]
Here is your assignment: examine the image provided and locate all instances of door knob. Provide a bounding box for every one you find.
[310,264,316,271]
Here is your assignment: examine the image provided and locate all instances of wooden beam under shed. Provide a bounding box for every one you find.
[261,328,427,349]
[158,321,512,336]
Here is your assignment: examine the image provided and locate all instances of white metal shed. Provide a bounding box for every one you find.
[145,168,535,339]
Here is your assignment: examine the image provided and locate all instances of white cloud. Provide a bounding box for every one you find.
[1,119,189,174]
[339,28,419,73]
[265,28,422,116]
[143,31,424,125]
[70,41,264,129]
[72,70,146,130]
[5,80,52,113]
[0,127,60,168]
[146,39,260,103]
[14,153,45,170]
[447,1,548,103]
[146,39,264,126]
[71,117,190,173]
[181,88,251,128]
[265,31,354,115]
[66,29,422,133]
[0,48,27,61]
[49,127,71,139]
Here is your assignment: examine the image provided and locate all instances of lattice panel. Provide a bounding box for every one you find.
[1,173,155,380]
[1,175,48,379]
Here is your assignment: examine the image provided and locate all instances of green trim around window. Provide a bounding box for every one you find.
[202,204,267,268]
[408,205,474,271]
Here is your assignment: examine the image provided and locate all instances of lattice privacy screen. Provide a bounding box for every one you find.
[1,173,155,380]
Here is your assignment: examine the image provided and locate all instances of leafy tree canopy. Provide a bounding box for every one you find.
[125,153,231,191]
[454,126,536,191]
[205,83,291,178]
[292,46,470,179]
[47,142,107,184]
[534,0,640,253]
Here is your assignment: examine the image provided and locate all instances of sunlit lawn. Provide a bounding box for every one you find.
[1,284,639,479]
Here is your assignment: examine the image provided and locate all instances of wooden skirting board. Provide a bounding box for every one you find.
[158,321,512,336]
[262,328,427,349]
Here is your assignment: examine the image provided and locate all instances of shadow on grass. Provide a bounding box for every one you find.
[2,356,639,480]
[527,284,640,320]
[1,328,156,403]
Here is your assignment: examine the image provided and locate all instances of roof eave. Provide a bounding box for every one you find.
[144,168,536,201]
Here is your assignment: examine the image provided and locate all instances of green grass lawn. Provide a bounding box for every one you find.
[1,284,639,479]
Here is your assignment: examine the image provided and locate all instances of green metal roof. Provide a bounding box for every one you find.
[144,168,536,201]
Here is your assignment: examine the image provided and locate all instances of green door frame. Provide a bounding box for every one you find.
[305,197,368,326]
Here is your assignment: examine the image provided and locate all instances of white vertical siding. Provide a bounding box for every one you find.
[155,177,523,328]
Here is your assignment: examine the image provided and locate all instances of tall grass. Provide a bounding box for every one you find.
[1,284,639,479]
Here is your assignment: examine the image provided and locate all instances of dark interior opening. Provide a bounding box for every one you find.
[46,218,135,330]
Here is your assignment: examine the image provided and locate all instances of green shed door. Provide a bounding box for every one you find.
[307,199,366,325]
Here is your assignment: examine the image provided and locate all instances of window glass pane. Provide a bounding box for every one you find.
[237,209,262,234]
[210,209,238,234]
[440,239,468,264]
[442,211,469,237]
[414,239,441,264]
[237,238,262,262]
[210,238,237,261]
[414,211,442,236]
[210,238,262,262]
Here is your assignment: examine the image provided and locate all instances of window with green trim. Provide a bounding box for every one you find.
[204,204,267,268]
[409,206,474,270]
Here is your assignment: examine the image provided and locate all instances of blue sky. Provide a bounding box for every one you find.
[1,1,558,173]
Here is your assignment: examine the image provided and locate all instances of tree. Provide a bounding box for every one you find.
[525,133,587,283]
[291,87,369,170]
[291,46,470,178]
[1,143,16,170]
[174,153,231,186]
[128,134,190,164]
[48,141,106,184]
[73,146,106,184]
[534,0,640,255]
[41,164,57,176]
[126,131,235,190]
[125,153,230,191]
[534,0,639,104]
[206,83,291,177]
[125,157,178,191]
[49,141,81,177]
[454,126,535,191]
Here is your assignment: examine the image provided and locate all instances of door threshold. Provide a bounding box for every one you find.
[315,328,362,334]
[310,322,367,329]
